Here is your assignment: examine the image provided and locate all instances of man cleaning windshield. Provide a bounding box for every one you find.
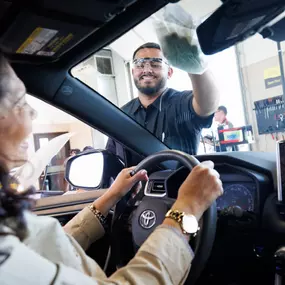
[106,42,220,158]
[107,4,219,160]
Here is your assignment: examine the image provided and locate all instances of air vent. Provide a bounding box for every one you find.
[95,56,113,75]
[144,180,166,197]
[152,181,165,193]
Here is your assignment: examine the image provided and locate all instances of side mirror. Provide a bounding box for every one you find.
[65,150,124,190]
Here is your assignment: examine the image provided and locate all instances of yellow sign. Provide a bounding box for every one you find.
[16,27,43,54]
[16,27,58,55]
[264,66,281,79]
[264,66,282,89]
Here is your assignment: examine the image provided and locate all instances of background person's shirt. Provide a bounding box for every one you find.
[107,88,214,160]
[216,119,236,152]
[220,119,233,129]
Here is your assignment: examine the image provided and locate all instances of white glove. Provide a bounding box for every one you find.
[152,4,208,75]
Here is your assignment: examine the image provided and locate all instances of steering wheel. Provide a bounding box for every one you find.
[111,150,217,284]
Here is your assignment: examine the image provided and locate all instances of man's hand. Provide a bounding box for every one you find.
[172,161,223,220]
[153,5,208,75]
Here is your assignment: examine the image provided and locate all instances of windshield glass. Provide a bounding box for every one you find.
[72,2,285,156]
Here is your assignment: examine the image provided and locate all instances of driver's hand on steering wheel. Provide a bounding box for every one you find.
[171,161,223,221]
[93,167,148,217]
[109,167,148,199]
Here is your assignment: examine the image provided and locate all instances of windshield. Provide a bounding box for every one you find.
[71,2,285,156]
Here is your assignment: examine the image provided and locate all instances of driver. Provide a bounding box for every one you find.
[0,52,223,284]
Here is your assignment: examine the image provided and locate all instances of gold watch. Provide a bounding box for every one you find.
[165,209,199,235]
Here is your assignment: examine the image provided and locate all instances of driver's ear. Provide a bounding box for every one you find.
[167,66,173,79]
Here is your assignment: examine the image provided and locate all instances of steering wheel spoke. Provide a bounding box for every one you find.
[132,196,175,247]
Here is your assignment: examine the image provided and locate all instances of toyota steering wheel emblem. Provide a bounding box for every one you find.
[139,210,156,229]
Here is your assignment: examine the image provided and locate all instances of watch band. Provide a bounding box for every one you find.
[88,204,108,230]
[166,209,184,223]
[165,209,186,232]
[165,209,199,236]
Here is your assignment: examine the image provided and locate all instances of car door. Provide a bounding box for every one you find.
[27,94,126,268]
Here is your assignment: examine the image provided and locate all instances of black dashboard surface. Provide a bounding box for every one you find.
[146,162,271,215]
[196,151,276,187]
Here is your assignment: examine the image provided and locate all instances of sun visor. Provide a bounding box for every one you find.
[197,0,285,55]
[0,0,137,61]
[0,11,95,58]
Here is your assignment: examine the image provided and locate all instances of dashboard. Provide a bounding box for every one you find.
[33,152,277,285]
[143,163,270,216]
[219,182,255,212]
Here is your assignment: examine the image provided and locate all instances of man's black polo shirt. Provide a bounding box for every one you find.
[106,88,214,160]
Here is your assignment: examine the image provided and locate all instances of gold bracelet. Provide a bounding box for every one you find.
[88,204,107,228]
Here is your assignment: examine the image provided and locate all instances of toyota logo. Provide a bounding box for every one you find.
[139,210,156,229]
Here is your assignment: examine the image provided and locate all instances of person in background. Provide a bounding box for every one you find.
[214,106,238,152]
[107,42,219,161]
[0,51,223,284]
[70,148,81,156]
[83,146,94,152]
[214,106,233,129]
[201,106,235,153]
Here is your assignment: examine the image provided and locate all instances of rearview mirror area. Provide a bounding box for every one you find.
[65,150,125,190]
[197,0,285,55]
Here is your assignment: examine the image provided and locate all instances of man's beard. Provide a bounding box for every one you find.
[134,76,167,96]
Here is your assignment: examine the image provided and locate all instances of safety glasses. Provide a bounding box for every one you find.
[132,57,169,71]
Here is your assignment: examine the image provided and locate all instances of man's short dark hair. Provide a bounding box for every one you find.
[218,106,227,115]
[132,42,161,60]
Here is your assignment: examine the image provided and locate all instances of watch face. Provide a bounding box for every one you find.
[182,215,198,234]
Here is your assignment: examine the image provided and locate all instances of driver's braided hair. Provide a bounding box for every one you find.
[0,51,35,241]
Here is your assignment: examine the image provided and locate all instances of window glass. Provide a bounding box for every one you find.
[72,2,285,156]
[25,95,109,198]
[72,2,250,157]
